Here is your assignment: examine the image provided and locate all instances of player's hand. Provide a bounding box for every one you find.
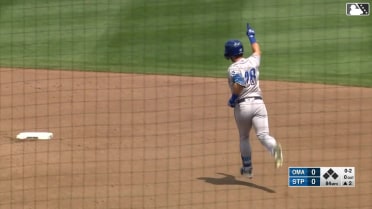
[227,100,235,108]
[246,24,255,37]
[227,94,238,108]
[246,23,256,44]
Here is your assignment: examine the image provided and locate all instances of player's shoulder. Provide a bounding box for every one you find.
[227,63,241,76]
[248,53,260,60]
[247,53,261,66]
[228,58,252,70]
[228,61,243,71]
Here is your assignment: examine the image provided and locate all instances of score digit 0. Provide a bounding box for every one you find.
[311,169,316,175]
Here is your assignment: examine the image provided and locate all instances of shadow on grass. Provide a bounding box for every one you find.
[198,173,276,193]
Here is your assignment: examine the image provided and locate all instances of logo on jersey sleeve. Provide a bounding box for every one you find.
[230,70,245,86]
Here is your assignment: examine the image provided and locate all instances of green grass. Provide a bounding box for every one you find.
[0,0,371,86]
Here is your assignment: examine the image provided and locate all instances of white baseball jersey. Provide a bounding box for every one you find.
[227,54,262,99]
[227,53,278,171]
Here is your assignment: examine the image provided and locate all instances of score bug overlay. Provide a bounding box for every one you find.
[288,167,355,187]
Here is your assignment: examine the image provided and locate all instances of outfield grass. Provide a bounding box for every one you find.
[0,0,371,86]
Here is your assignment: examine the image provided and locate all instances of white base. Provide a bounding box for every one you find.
[16,132,53,140]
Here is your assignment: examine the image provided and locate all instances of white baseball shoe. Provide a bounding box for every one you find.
[274,143,283,168]
[240,167,253,179]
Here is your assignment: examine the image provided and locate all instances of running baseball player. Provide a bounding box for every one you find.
[224,23,283,178]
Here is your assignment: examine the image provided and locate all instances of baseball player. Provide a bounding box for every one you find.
[224,23,283,178]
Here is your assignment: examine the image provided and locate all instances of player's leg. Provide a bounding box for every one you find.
[252,101,283,168]
[234,105,254,177]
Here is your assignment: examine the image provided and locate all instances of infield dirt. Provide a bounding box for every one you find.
[0,68,371,209]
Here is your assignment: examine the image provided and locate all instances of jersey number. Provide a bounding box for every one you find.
[244,68,257,86]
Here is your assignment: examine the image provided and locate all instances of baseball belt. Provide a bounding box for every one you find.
[236,96,262,104]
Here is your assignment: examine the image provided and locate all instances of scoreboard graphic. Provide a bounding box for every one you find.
[288,167,355,187]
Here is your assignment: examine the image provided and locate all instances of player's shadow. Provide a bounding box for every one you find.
[197,173,276,193]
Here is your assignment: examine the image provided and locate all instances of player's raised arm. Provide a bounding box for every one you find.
[246,24,261,56]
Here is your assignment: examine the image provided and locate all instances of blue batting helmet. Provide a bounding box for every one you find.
[224,39,244,59]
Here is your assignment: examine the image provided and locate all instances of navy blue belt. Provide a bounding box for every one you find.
[237,96,262,104]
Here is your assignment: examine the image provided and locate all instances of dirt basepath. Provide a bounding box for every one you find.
[0,68,371,209]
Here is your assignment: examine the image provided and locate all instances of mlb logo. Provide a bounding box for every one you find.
[346,3,370,16]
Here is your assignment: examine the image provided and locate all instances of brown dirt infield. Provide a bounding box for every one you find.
[0,68,371,209]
